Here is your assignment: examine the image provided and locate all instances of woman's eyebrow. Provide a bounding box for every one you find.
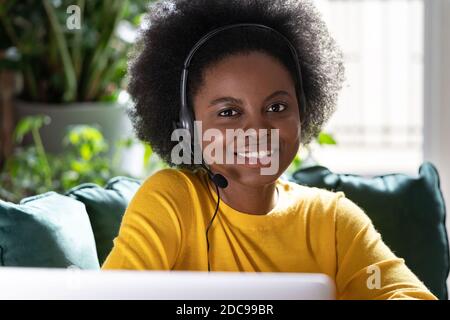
[208,90,291,107]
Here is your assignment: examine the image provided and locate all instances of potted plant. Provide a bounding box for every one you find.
[0,0,153,156]
[0,114,168,203]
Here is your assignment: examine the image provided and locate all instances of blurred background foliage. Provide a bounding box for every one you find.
[0,0,154,103]
[0,115,168,203]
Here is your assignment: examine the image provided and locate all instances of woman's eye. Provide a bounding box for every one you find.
[218,109,239,117]
[267,103,287,112]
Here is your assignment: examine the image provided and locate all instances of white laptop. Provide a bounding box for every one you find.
[0,267,335,300]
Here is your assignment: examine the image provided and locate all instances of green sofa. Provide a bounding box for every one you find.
[0,162,448,299]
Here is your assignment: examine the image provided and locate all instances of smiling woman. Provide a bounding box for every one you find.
[102,0,438,300]
[193,52,300,191]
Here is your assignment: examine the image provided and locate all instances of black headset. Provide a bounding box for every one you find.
[172,23,307,272]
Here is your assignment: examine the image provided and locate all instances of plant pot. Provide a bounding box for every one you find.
[14,100,143,176]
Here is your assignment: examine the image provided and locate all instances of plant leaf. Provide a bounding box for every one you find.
[43,0,77,102]
[143,143,153,167]
[317,132,337,145]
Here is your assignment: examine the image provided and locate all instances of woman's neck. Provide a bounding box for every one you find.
[208,177,278,215]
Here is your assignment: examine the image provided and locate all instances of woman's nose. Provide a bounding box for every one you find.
[242,110,272,131]
[238,112,274,145]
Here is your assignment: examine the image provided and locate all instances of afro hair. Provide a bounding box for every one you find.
[127,0,345,170]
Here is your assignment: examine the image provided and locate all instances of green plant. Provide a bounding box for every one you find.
[0,0,154,103]
[0,115,165,203]
[60,124,113,188]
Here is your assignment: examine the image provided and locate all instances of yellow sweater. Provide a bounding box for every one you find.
[102,168,437,300]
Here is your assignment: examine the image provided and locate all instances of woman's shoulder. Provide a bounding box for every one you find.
[141,167,204,188]
[278,177,345,207]
[126,168,204,223]
[136,168,208,206]
[278,178,369,223]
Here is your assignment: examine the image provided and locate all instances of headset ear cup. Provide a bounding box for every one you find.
[298,89,307,120]
[178,103,196,164]
[187,108,196,140]
[179,104,193,137]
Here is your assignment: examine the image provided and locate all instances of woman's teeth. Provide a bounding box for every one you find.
[236,150,273,159]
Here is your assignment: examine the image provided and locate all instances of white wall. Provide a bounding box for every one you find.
[423,0,450,296]
[314,0,424,176]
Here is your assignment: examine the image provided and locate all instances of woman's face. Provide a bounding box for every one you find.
[193,51,301,187]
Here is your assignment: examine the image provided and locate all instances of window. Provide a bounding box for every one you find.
[311,0,424,176]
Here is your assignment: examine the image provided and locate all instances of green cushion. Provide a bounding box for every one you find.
[291,161,449,300]
[65,176,142,265]
[0,192,100,269]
